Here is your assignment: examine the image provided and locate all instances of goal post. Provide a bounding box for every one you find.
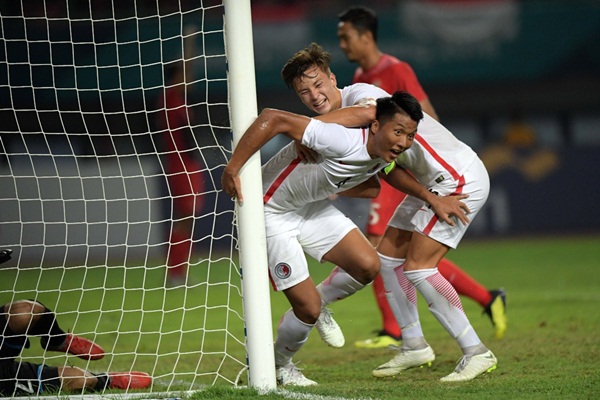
[223,0,276,391]
[0,0,275,396]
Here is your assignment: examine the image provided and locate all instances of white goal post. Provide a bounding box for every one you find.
[0,0,275,396]
[223,0,276,391]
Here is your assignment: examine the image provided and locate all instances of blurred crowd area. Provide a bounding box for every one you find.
[0,0,398,17]
[0,0,598,237]
[1,0,598,150]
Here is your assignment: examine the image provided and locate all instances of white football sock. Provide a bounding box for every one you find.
[316,266,366,307]
[378,253,427,349]
[274,309,314,367]
[404,268,482,351]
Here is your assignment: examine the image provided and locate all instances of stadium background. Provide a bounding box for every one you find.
[1,0,599,264]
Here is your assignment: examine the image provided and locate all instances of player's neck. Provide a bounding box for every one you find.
[359,49,382,72]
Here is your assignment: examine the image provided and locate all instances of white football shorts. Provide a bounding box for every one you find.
[388,157,490,249]
[265,200,357,291]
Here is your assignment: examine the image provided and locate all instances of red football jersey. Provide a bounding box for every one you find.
[352,54,427,102]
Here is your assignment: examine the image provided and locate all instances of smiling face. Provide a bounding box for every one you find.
[292,65,342,115]
[368,112,418,163]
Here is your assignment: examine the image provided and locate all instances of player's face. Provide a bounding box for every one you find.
[337,21,368,62]
[369,113,417,162]
[293,66,341,115]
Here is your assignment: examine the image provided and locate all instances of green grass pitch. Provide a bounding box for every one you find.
[3,235,599,399]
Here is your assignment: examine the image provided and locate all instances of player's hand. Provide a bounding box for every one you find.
[429,194,470,226]
[221,165,243,205]
[294,141,319,163]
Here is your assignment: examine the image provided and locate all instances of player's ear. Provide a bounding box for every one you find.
[330,72,337,87]
[370,119,380,134]
[363,30,375,43]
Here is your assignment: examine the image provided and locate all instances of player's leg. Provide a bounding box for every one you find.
[56,367,151,392]
[404,232,497,381]
[354,233,402,349]
[371,226,436,377]
[1,301,36,358]
[355,182,405,349]
[438,258,507,339]
[275,279,320,386]
[407,160,496,381]
[4,300,105,360]
[438,258,491,306]
[165,168,203,287]
[9,362,63,396]
[11,363,151,395]
[166,216,194,286]
[316,228,380,343]
[320,228,379,285]
[267,231,318,386]
[56,366,96,392]
[301,203,378,348]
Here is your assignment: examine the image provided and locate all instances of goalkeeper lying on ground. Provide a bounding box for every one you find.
[0,249,152,397]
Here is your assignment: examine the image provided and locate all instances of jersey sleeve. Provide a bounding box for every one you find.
[301,119,355,157]
[341,83,390,108]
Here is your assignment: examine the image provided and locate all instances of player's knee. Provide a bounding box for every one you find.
[6,300,39,333]
[355,254,381,283]
[292,302,321,325]
[58,366,90,391]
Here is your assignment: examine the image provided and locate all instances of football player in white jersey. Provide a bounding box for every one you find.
[221,92,467,386]
[280,43,497,382]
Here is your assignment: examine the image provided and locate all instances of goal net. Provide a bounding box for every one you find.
[0,0,273,396]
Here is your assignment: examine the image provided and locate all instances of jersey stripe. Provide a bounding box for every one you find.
[263,157,301,204]
[422,174,466,235]
[414,133,460,180]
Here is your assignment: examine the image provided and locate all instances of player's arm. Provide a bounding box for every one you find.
[222,108,310,203]
[295,102,375,163]
[381,164,470,226]
[337,175,380,199]
[314,103,375,127]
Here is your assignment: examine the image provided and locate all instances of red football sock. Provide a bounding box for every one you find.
[373,273,401,338]
[438,258,491,307]
[167,228,191,278]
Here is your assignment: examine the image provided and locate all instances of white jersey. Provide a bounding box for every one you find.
[396,113,478,187]
[262,119,386,214]
[342,82,478,187]
[340,83,388,108]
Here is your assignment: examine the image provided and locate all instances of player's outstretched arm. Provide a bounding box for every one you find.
[381,166,470,226]
[338,175,381,199]
[314,104,375,127]
[221,108,310,203]
[295,102,376,164]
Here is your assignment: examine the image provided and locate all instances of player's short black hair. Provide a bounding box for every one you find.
[376,91,423,124]
[338,6,378,42]
[281,42,332,89]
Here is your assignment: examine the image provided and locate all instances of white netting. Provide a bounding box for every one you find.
[0,0,246,396]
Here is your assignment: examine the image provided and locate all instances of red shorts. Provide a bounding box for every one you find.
[366,179,406,237]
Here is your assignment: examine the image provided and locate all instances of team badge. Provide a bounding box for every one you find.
[274,263,292,279]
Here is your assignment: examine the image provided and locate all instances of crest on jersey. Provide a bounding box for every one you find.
[274,263,292,279]
[368,163,382,174]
